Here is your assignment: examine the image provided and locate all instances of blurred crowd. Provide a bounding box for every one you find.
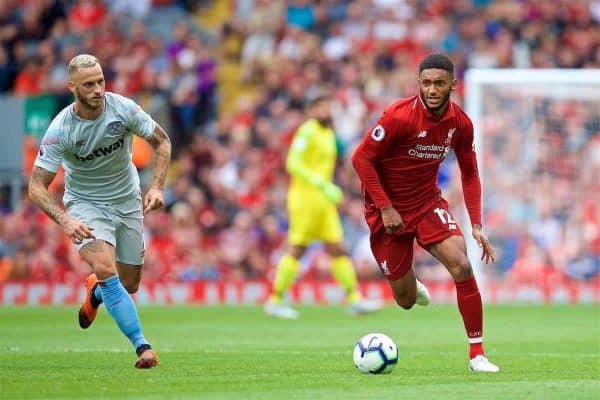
[0,0,598,285]
[478,94,600,284]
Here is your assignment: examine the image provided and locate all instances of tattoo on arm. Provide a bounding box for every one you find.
[145,124,172,190]
[28,166,69,226]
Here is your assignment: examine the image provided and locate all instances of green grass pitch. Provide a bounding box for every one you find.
[1,304,598,399]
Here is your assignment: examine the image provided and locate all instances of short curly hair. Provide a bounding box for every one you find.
[419,54,454,74]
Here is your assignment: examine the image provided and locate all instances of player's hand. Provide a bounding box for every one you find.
[472,224,496,264]
[381,205,404,234]
[143,188,165,214]
[321,182,343,205]
[61,216,95,245]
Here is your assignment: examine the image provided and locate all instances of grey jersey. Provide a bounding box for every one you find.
[34,92,156,204]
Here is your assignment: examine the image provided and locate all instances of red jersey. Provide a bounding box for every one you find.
[352,95,482,225]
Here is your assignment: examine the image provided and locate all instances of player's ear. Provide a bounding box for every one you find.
[67,80,76,94]
[450,78,457,92]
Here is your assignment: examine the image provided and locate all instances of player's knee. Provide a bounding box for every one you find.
[325,243,346,257]
[122,281,139,294]
[91,262,117,280]
[393,292,416,310]
[288,245,306,259]
[450,256,473,281]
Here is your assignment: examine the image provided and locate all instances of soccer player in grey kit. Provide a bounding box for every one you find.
[28,54,171,368]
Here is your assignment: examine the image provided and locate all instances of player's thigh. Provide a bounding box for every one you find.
[318,206,344,245]
[416,199,471,279]
[323,241,346,257]
[427,235,472,280]
[288,206,319,246]
[415,198,463,248]
[369,229,415,281]
[114,197,145,266]
[67,199,117,251]
[79,240,117,279]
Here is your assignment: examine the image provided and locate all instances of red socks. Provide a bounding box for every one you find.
[455,276,485,359]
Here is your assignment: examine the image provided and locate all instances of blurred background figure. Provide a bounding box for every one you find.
[264,94,383,319]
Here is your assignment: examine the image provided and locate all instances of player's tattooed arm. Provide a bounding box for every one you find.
[28,166,69,226]
[29,166,96,244]
[142,124,172,213]
[145,124,172,190]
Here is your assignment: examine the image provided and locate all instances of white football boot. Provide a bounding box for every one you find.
[263,300,299,320]
[469,355,500,372]
[415,279,431,306]
[349,298,384,315]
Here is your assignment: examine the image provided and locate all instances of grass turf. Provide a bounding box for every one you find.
[0,304,598,399]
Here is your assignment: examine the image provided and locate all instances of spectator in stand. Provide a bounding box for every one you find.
[1,0,598,289]
[13,57,42,95]
[67,0,106,33]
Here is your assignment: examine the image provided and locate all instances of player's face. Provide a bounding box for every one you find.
[68,64,105,110]
[312,99,332,127]
[418,69,456,112]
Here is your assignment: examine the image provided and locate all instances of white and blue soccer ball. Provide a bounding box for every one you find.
[353,333,398,374]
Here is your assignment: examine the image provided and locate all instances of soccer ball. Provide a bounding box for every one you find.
[353,333,398,374]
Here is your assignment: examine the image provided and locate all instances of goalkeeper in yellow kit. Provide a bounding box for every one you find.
[264,95,383,319]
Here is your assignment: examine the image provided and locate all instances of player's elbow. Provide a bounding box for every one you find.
[350,149,365,172]
[27,180,40,202]
[156,135,172,155]
[350,150,358,167]
[148,125,173,156]
[162,133,172,149]
[460,173,480,187]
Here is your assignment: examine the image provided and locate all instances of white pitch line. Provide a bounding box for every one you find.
[4,347,598,358]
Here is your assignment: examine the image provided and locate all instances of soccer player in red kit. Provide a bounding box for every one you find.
[352,54,500,372]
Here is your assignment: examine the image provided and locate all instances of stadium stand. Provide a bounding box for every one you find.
[0,0,598,291]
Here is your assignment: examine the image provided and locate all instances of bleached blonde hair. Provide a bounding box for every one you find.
[68,54,100,77]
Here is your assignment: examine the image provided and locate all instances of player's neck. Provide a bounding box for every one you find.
[426,101,450,120]
[314,117,332,128]
[74,101,104,120]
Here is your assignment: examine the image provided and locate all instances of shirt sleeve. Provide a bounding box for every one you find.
[122,97,156,139]
[34,126,65,173]
[351,109,403,208]
[454,116,482,225]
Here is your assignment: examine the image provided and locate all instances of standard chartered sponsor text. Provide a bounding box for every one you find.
[408,143,447,159]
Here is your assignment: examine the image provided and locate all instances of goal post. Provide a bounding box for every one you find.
[464,69,600,289]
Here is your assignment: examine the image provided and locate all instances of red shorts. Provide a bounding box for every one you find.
[367,197,462,281]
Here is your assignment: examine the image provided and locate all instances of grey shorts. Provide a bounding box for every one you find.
[66,196,145,265]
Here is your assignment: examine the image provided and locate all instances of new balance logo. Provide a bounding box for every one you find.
[380,260,391,276]
[417,130,427,138]
[74,137,124,162]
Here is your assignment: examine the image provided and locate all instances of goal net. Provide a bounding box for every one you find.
[461,69,600,299]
